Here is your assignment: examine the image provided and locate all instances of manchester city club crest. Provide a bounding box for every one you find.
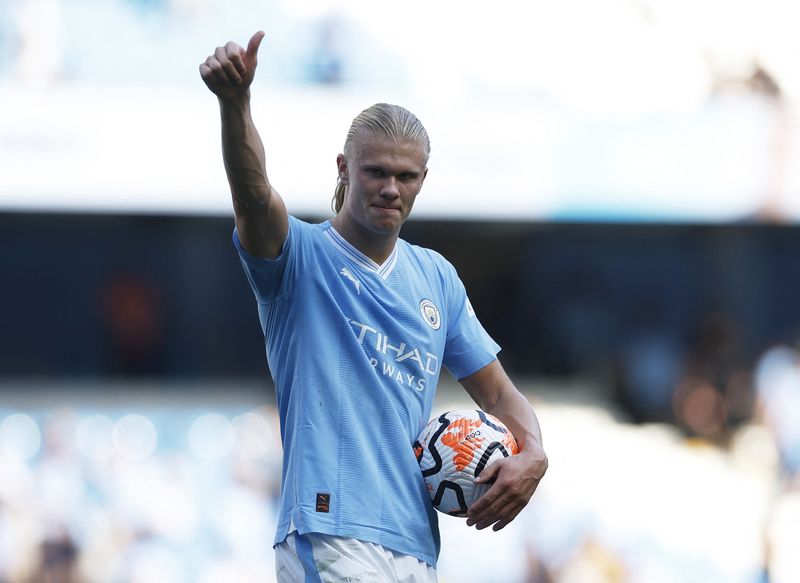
[419,299,441,330]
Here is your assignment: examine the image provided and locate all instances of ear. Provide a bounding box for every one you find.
[418,167,429,191]
[336,153,349,185]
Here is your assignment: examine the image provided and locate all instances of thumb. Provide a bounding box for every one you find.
[474,461,501,484]
[245,31,266,66]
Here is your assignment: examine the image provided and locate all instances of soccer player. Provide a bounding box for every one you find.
[200,31,548,582]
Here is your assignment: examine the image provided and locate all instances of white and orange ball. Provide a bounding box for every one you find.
[414,410,518,517]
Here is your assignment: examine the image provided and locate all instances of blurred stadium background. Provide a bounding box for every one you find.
[2,0,800,581]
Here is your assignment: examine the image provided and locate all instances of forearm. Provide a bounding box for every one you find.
[482,382,544,456]
[219,94,272,216]
[202,32,287,258]
[461,360,545,457]
[462,361,548,530]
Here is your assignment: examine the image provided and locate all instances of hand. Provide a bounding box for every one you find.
[199,31,265,100]
[466,444,547,531]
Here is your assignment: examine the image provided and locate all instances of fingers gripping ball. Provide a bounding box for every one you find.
[414,410,518,517]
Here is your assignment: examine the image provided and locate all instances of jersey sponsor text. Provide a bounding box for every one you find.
[349,318,438,391]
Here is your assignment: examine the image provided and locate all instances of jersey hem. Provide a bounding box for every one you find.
[274,512,438,568]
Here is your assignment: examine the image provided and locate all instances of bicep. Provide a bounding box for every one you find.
[235,188,290,259]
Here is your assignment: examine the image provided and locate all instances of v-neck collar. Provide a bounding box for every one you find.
[324,224,399,280]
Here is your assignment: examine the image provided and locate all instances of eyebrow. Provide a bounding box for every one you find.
[361,164,422,177]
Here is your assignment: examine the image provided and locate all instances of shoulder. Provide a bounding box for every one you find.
[289,215,328,232]
[399,238,456,275]
[287,216,334,244]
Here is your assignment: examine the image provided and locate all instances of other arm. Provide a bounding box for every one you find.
[199,31,288,258]
[460,359,548,531]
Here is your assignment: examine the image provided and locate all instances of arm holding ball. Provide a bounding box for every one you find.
[459,359,548,531]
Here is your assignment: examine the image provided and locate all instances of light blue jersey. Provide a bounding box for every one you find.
[234,216,500,567]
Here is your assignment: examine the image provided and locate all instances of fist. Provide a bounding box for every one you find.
[199,31,265,99]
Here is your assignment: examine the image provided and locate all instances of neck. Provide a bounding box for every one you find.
[331,215,398,265]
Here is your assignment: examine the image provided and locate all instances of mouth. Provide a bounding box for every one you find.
[371,205,402,214]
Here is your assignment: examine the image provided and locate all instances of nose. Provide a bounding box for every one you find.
[379,177,400,198]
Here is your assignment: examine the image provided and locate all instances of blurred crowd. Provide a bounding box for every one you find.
[0,0,352,88]
[1,358,799,583]
[0,402,283,582]
[2,0,799,223]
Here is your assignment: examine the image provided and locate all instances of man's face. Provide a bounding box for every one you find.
[337,135,428,237]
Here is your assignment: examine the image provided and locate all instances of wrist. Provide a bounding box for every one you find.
[519,442,548,473]
[517,437,546,460]
[217,90,252,110]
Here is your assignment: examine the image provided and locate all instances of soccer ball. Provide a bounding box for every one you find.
[414,409,518,517]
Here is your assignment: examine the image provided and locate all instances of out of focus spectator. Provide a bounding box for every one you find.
[710,63,794,223]
[616,299,682,424]
[308,14,344,84]
[754,341,800,487]
[8,0,65,87]
[34,525,79,583]
[672,309,755,445]
[126,0,166,16]
[98,274,167,376]
[555,537,627,583]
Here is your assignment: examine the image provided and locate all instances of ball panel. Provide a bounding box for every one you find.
[431,480,469,516]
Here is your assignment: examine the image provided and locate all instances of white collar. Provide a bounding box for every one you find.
[324,225,399,280]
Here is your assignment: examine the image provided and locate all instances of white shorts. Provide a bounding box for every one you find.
[275,531,437,583]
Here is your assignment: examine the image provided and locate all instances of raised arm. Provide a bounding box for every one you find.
[459,359,548,531]
[199,31,288,259]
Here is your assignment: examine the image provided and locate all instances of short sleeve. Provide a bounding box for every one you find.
[441,262,501,380]
[233,216,298,304]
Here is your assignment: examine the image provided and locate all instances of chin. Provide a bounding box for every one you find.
[366,215,400,231]
[366,219,401,236]
[372,223,400,235]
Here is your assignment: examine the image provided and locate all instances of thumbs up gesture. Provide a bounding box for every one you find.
[199,31,265,100]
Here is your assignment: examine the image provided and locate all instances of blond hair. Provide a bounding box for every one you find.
[332,103,430,214]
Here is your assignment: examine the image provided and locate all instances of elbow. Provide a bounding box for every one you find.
[232,187,273,217]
